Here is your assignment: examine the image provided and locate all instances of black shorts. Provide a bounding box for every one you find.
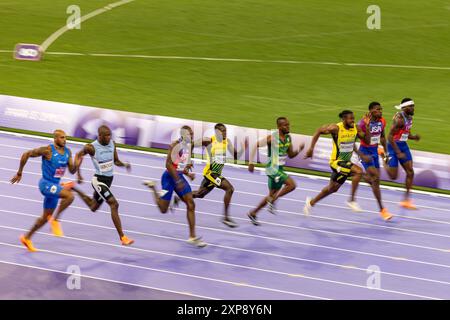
[91,175,114,204]
[200,172,225,191]
[330,160,353,185]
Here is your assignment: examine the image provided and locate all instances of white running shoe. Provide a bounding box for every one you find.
[222,218,238,228]
[187,237,207,248]
[303,197,312,216]
[347,201,363,212]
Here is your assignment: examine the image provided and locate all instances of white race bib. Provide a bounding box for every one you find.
[339,142,354,153]
[399,133,409,141]
[278,155,287,166]
[213,153,226,164]
[370,136,381,145]
[99,161,113,173]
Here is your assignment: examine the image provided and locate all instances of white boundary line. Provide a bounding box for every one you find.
[1,130,449,199]
[40,0,136,52]
[1,194,449,269]
[0,226,443,300]
[1,207,449,287]
[2,48,450,71]
[0,258,217,300]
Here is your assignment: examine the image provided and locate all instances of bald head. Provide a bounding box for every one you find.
[98,125,112,145]
[53,129,67,148]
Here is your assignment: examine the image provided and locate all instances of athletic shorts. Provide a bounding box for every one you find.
[330,160,353,185]
[387,141,413,167]
[266,167,289,191]
[91,175,114,205]
[160,170,192,201]
[359,145,380,170]
[200,171,225,191]
[39,178,63,209]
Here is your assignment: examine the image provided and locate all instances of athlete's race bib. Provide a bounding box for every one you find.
[339,142,354,153]
[213,154,226,164]
[278,155,287,166]
[99,161,113,173]
[399,133,409,141]
[370,136,381,145]
[214,176,222,186]
[54,167,66,178]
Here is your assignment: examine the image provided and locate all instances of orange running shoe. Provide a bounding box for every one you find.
[400,199,417,210]
[380,208,393,221]
[49,218,64,237]
[121,235,134,246]
[61,181,75,190]
[20,235,38,252]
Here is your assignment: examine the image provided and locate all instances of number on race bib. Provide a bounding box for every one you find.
[54,167,66,178]
[400,133,409,141]
[339,142,354,152]
[99,161,113,173]
[370,136,381,145]
[215,177,222,186]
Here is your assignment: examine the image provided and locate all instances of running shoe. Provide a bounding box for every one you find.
[121,235,135,246]
[380,208,393,221]
[248,212,260,226]
[187,237,207,248]
[303,197,312,216]
[347,201,363,212]
[20,235,37,252]
[400,199,417,210]
[49,217,64,237]
[222,217,238,228]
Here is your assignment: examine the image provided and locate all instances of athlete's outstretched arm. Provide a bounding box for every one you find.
[304,124,339,159]
[114,146,131,171]
[75,144,95,183]
[10,145,51,184]
[287,140,305,159]
[248,135,271,172]
[388,115,405,157]
[67,149,77,174]
[408,132,421,141]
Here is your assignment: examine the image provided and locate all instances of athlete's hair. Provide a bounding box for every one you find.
[53,129,65,137]
[98,125,111,135]
[368,101,381,110]
[276,117,287,125]
[180,125,193,137]
[338,110,353,119]
[401,97,413,104]
[215,123,226,130]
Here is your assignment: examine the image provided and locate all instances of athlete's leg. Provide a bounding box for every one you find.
[25,208,55,239]
[105,196,124,237]
[179,192,196,238]
[400,160,414,200]
[272,177,296,203]
[310,181,341,206]
[366,166,383,210]
[249,188,278,218]
[192,186,213,199]
[217,178,234,220]
[52,189,74,221]
[73,187,101,211]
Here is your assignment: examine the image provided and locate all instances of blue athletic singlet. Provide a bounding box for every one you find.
[42,144,70,183]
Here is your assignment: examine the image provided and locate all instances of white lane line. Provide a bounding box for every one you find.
[0,229,328,300]
[3,176,448,240]
[2,207,449,287]
[40,0,136,52]
[0,258,217,300]
[2,181,450,252]
[0,227,442,300]
[2,164,450,227]
[1,195,449,270]
[1,131,449,199]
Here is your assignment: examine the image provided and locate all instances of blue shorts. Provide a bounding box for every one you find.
[359,145,380,170]
[160,171,192,201]
[39,178,63,209]
[387,141,413,167]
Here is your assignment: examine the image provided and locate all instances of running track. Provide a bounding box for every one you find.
[0,131,449,300]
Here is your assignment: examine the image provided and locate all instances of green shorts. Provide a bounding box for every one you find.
[267,168,289,190]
